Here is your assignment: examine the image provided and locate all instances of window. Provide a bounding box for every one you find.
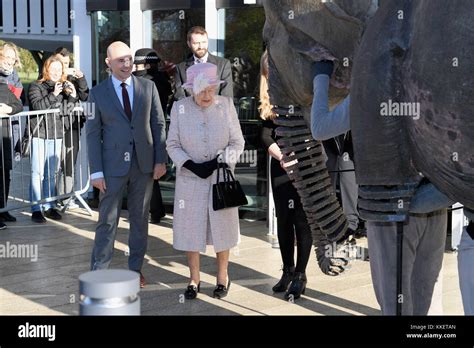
[91,11,130,84]
[150,9,205,64]
[218,6,267,220]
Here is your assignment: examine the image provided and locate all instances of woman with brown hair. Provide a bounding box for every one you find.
[27,55,79,223]
[259,50,313,300]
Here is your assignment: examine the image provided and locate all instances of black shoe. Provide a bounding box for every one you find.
[0,221,6,230]
[184,282,201,299]
[213,279,231,299]
[150,211,166,224]
[285,272,307,300]
[354,227,367,239]
[44,208,62,220]
[150,215,163,224]
[31,211,46,223]
[338,228,356,246]
[87,198,99,208]
[0,212,16,222]
[272,265,295,293]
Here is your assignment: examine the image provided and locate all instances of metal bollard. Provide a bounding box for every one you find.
[79,270,140,315]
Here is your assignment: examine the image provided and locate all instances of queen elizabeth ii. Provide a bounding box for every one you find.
[166,62,245,300]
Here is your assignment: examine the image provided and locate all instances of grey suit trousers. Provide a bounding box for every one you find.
[91,150,153,271]
[325,150,359,230]
[367,209,447,315]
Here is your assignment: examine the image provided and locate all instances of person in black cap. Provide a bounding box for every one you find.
[133,48,172,114]
[133,48,172,223]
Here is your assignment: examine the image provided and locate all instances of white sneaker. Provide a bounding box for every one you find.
[66,199,80,210]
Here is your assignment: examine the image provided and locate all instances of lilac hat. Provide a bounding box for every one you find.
[182,62,224,94]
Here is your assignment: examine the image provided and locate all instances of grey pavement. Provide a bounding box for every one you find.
[0,208,464,315]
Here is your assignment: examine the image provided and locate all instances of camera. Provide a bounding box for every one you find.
[62,81,72,94]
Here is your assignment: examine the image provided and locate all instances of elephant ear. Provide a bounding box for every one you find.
[284,0,376,91]
[288,28,336,63]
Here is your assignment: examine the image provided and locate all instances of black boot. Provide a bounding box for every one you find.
[285,272,307,300]
[272,266,295,293]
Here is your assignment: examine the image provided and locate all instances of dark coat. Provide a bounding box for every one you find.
[27,80,79,139]
[0,82,23,168]
[173,53,234,101]
[67,74,89,102]
[133,69,172,115]
[66,74,89,129]
[0,82,23,115]
[322,131,354,161]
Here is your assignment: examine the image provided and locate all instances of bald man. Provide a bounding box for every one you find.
[86,41,167,287]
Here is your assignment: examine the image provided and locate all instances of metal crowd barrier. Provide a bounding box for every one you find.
[0,106,92,215]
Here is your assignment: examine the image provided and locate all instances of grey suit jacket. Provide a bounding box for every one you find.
[173,53,234,101]
[86,75,167,177]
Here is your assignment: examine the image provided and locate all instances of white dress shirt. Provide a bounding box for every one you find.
[194,52,209,64]
[111,74,134,109]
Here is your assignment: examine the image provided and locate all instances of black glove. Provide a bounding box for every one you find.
[183,160,213,179]
[312,60,334,78]
[183,158,228,179]
[203,157,219,173]
[203,157,229,172]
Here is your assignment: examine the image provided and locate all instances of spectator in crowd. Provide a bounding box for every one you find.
[133,48,172,223]
[0,74,23,229]
[259,50,312,300]
[54,47,89,208]
[166,62,244,300]
[86,41,167,288]
[0,42,23,101]
[0,43,24,170]
[173,26,233,102]
[28,55,79,223]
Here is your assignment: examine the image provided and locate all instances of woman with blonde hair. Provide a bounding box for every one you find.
[259,50,313,300]
[27,55,79,223]
[0,52,23,228]
[0,42,23,100]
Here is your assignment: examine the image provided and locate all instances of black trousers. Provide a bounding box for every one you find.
[0,138,12,209]
[62,126,80,177]
[150,180,165,218]
[271,158,312,273]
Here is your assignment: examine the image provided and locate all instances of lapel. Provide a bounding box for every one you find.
[131,75,142,121]
[182,56,195,96]
[107,77,130,122]
[207,53,217,65]
[185,55,194,68]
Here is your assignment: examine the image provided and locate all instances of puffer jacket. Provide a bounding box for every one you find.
[27,80,79,139]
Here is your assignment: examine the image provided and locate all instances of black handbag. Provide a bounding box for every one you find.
[212,161,248,211]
